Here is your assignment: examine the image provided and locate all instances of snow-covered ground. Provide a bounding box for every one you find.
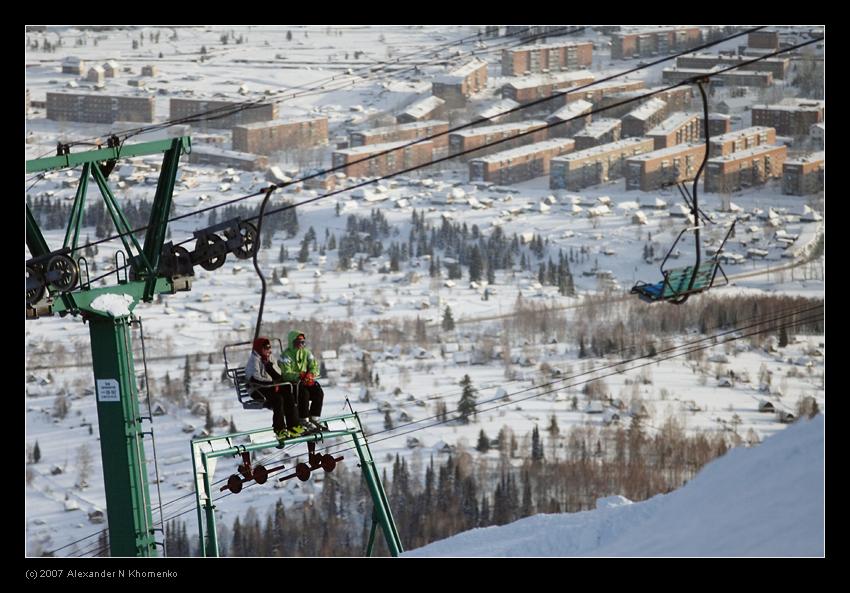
[406,414,824,556]
[25,25,824,557]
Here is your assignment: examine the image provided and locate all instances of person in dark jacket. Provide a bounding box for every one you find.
[278,330,325,431]
[245,337,305,440]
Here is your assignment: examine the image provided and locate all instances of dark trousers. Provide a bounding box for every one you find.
[296,382,324,418]
[260,385,300,432]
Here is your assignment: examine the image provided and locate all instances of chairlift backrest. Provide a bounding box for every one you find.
[223,338,284,410]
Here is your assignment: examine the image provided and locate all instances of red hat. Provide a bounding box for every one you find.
[253,337,271,353]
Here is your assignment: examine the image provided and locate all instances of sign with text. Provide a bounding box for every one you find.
[96,379,120,402]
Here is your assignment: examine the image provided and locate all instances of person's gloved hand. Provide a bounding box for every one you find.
[301,371,315,386]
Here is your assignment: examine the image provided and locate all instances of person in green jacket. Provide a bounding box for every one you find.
[278,329,325,431]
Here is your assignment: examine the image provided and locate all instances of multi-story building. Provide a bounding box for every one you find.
[501,41,593,76]
[752,100,825,136]
[676,53,790,79]
[469,138,575,184]
[46,91,155,123]
[699,113,732,138]
[502,71,595,105]
[611,27,702,59]
[449,120,548,161]
[709,126,776,157]
[232,116,328,155]
[625,143,707,191]
[332,140,433,178]
[188,145,269,171]
[646,112,701,149]
[546,100,593,138]
[397,96,446,124]
[170,98,277,130]
[704,145,787,193]
[748,29,780,50]
[575,118,622,150]
[622,98,668,137]
[810,123,825,149]
[350,120,449,151]
[550,137,655,190]
[662,67,774,88]
[782,152,824,195]
[432,59,488,108]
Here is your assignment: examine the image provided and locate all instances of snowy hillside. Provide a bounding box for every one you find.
[406,414,824,556]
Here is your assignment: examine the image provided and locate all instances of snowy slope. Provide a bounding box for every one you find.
[405,414,824,556]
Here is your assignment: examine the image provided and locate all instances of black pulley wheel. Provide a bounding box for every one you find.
[46,254,79,292]
[231,221,258,260]
[226,474,243,494]
[253,464,269,484]
[197,234,227,271]
[309,452,323,468]
[320,455,337,473]
[295,462,311,482]
[26,266,46,306]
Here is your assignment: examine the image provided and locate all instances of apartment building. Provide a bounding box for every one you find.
[625,143,707,191]
[752,100,825,136]
[432,59,488,108]
[574,118,622,150]
[704,144,787,193]
[502,71,595,105]
[169,98,277,130]
[646,112,701,149]
[469,138,575,184]
[782,152,824,195]
[397,96,446,124]
[46,91,155,123]
[611,27,702,59]
[501,41,593,76]
[448,120,548,161]
[709,126,776,157]
[550,137,655,190]
[546,100,593,138]
[622,98,668,137]
[332,140,433,178]
[232,116,328,154]
[350,120,449,151]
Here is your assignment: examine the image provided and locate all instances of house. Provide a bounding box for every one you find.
[585,400,604,414]
[777,410,796,424]
[141,65,158,77]
[717,377,734,388]
[86,65,105,85]
[758,400,776,413]
[62,56,85,75]
[103,60,120,78]
[603,408,621,425]
[433,440,454,454]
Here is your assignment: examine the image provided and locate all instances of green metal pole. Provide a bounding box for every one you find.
[366,509,379,557]
[351,428,403,556]
[63,162,90,252]
[25,204,51,258]
[88,313,157,556]
[200,451,219,557]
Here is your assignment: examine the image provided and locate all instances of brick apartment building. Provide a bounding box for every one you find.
[752,100,825,136]
[332,140,433,178]
[397,95,446,123]
[350,120,449,151]
[501,41,593,76]
[169,98,277,130]
[704,144,787,193]
[550,137,655,190]
[469,138,575,184]
[611,27,702,60]
[449,120,548,161]
[709,126,776,157]
[546,100,593,138]
[432,59,488,108]
[677,53,790,79]
[749,29,780,50]
[502,71,595,105]
[782,152,824,195]
[561,80,646,107]
[622,98,668,137]
[646,112,701,149]
[625,143,707,191]
[476,98,521,124]
[46,91,155,123]
[232,116,328,155]
[575,118,622,150]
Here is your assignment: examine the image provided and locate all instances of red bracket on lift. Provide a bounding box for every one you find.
[279,455,343,483]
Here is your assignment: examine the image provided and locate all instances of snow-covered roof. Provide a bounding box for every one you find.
[711,126,774,144]
[784,152,824,166]
[452,120,547,138]
[435,58,487,83]
[576,118,620,139]
[647,112,698,135]
[191,144,262,159]
[506,40,592,53]
[335,139,429,156]
[548,100,593,121]
[234,115,327,130]
[753,100,824,113]
[401,95,445,118]
[472,138,574,164]
[358,119,447,136]
[553,137,652,162]
[505,71,595,91]
[628,142,705,162]
[625,98,667,121]
[477,98,520,120]
[707,144,785,162]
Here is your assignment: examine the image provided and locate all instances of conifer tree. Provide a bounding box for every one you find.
[458,374,477,423]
